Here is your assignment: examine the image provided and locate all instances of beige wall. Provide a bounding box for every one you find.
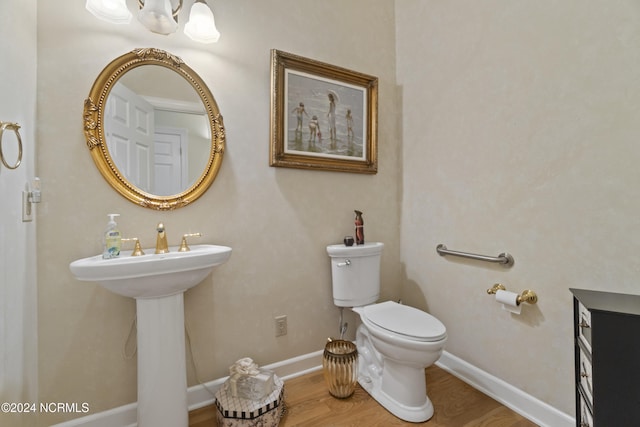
[397,0,640,416]
[36,1,400,425]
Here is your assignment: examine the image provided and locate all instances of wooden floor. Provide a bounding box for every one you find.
[189,365,538,427]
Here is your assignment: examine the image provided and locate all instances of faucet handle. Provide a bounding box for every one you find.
[178,233,202,252]
[122,238,145,256]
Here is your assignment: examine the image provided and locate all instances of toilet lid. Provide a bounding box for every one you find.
[363,301,447,342]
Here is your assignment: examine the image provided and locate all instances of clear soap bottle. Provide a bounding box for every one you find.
[102,214,122,259]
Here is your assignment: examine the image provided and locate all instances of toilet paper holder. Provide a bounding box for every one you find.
[486,284,538,305]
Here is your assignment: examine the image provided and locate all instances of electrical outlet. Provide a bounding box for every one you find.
[275,315,287,337]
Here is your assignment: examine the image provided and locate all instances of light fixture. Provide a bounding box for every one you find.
[184,0,220,43]
[85,0,132,24]
[137,0,181,35]
[85,0,220,43]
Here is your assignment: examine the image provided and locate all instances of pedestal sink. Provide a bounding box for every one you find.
[69,244,232,427]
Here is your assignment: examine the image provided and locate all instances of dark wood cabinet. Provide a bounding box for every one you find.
[570,288,640,427]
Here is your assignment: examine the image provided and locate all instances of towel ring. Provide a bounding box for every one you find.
[0,121,23,170]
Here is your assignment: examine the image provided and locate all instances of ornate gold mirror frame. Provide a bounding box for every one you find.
[83,48,225,210]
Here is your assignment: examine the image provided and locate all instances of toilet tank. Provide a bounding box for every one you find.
[326,242,384,307]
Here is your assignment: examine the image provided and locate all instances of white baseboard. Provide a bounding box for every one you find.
[49,351,323,427]
[51,349,573,427]
[435,351,575,427]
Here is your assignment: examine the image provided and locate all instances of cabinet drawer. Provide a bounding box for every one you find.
[579,393,593,427]
[577,302,592,351]
[578,349,593,403]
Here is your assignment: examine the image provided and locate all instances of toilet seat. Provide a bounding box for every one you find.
[363,301,446,342]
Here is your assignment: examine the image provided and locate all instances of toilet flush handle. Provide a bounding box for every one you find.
[337,259,351,267]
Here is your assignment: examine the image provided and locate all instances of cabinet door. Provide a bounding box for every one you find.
[591,311,640,425]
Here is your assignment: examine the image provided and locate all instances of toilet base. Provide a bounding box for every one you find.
[358,374,434,422]
[356,322,441,423]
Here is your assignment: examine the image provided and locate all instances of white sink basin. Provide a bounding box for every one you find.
[69,244,232,298]
[70,243,232,426]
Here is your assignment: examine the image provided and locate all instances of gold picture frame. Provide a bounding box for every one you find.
[270,50,378,174]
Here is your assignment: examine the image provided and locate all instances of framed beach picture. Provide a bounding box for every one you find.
[269,50,378,174]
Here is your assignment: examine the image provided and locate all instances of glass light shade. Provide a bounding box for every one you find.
[86,0,132,24]
[138,0,178,35]
[184,1,220,43]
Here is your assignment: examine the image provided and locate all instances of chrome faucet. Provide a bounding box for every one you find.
[155,222,169,254]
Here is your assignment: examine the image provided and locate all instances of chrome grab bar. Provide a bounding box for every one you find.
[436,244,514,267]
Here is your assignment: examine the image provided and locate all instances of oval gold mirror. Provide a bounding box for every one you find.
[83,48,225,210]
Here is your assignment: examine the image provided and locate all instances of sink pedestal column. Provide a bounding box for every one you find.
[136,293,188,427]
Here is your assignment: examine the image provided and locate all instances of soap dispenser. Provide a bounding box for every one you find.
[103,213,122,259]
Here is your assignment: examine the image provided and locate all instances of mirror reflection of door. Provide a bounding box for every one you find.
[106,82,191,195]
[154,126,188,196]
[105,82,155,193]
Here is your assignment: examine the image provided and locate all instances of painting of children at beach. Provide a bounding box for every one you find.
[270,50,378,174]
[285,70,366,160]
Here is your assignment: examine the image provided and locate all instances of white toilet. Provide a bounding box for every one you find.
[326,242,447,422]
